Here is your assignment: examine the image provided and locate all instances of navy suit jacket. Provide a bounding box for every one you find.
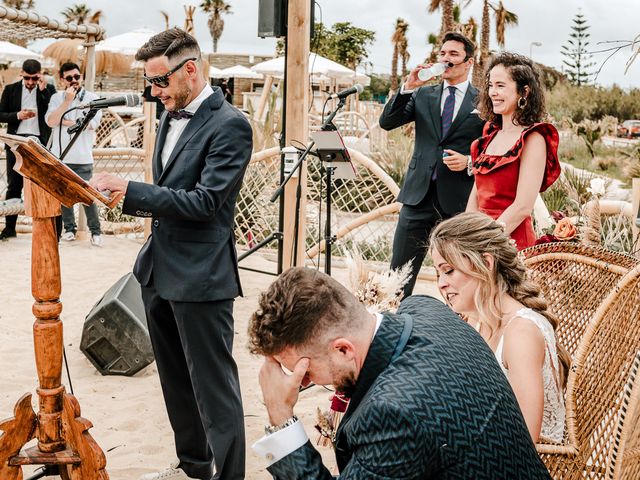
[0,80,56,144]
[122,86,252,302]
[268,296,551,479]
[379,84,484,213]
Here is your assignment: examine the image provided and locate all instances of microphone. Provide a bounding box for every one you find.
[78,93,142,109]
[329,84,364,100]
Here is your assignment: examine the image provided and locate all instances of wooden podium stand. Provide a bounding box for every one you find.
[0,134,121,479]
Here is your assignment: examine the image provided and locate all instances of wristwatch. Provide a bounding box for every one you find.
[466,155,474,176]
[265,415,299,435]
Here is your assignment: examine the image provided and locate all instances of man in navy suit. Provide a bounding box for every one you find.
[92,28,251,480]
[249,267,551,479]
[380,32,484,297]
[0,59,56,240]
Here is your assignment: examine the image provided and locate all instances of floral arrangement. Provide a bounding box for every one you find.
[343,247,412,314]
[535,212,579,245]
[535,178,606,246]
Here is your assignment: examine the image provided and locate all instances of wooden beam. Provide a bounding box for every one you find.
[282,0,310,268]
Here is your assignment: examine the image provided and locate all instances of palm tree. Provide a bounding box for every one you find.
[3,0,34,9]
[160,10,170,31]
[199,0,233,53]
[492,1,518,48]
[390,18,409,91]
[88,10,103,25]
[473,0,518,85]
[428,0,455,37]
[61,3,91,24]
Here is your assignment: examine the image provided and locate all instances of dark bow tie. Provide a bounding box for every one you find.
[167,110,194,120]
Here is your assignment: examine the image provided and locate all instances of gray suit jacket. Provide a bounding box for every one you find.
[268,296,551,479]
[122,86,252,302]
[379,84,484,212]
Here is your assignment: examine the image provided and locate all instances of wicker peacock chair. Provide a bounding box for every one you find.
[536,264,640,479]
[521,242,639,359]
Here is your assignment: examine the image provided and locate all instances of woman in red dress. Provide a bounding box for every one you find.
[467,52,560,250]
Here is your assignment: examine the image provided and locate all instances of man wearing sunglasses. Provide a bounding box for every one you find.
[0,58,56,241]
[91,28,252,480]
[46,62,104,247]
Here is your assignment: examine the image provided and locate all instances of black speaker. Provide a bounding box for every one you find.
[80,273,154,376]
[258,0,287,38]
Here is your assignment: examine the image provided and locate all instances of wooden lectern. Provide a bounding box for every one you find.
[0,134,121,480]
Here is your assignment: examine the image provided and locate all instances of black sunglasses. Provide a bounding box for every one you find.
[64,74,82,82]
[144,57,197,88]
[22,75,40,81]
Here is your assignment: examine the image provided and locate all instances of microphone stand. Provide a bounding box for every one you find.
[60,107,99,161]
[270,96,347,273]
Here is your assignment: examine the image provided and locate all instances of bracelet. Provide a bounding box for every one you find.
[264,415,299,435]
[466,155,474,176]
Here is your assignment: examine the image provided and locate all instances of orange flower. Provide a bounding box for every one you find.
[553,218,577,241]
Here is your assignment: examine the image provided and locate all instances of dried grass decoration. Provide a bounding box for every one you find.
[314,247,411,448]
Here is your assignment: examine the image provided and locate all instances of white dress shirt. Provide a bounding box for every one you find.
[45,88,102,165]
[161,84,213,169]
[440,79,469,121]
[400,78,470,121]
[16,81,40,136]
[252,313,384,466]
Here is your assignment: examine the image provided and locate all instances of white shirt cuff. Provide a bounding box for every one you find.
[399,83,415,95]
[251,420,309,467]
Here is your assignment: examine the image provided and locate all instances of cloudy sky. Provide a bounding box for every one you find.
[30,0,639,89]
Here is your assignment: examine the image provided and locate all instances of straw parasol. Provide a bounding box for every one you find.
[42,38,131,75]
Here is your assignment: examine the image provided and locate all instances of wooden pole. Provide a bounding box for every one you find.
[254,75,273,122]
[142,102,156,239]
[633,178,639,247]
[76,34,98,240]
[282,0,310,268]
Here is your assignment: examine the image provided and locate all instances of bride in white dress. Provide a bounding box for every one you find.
[429,212,569,443]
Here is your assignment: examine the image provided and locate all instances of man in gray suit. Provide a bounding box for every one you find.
[249,268,551,479]
[92,28,251,480]
[380,32,484,297]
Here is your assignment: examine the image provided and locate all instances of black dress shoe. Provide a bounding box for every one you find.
[0,229,17,241]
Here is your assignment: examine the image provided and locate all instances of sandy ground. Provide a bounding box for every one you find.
[0,233,438,479]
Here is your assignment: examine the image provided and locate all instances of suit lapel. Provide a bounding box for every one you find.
[153,113,170,183]
[157,89,224,185]
[441,84,477,143]
[334,314,404,470]
[427,85,443,141]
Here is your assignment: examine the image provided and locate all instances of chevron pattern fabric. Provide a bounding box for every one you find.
[441,86,457,138]
[267,295,551,479]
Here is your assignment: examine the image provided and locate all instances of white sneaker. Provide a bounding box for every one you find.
[90,234,103,247]
[139,461,194,480]
[61,231,76,242]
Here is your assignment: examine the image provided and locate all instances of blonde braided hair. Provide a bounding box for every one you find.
[429,212,570,387]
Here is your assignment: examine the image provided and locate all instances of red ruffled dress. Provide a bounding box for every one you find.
[470,122,561,250]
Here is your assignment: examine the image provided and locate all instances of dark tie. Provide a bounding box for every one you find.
[441,86,457,138]
[167,110,194,120]
[433,86,457,181]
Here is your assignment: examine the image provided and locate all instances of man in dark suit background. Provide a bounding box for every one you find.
[91,28,251,480]
[0,59,56,240]
[379,32,484,297]
[249,267,551,479]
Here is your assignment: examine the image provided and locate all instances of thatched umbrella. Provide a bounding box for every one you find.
[42,38,132,76]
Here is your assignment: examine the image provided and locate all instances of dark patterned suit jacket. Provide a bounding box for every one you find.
[268,295,551,479]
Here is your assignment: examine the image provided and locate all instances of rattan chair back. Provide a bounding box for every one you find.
[538,265,640,479]
[522,243,639,359]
